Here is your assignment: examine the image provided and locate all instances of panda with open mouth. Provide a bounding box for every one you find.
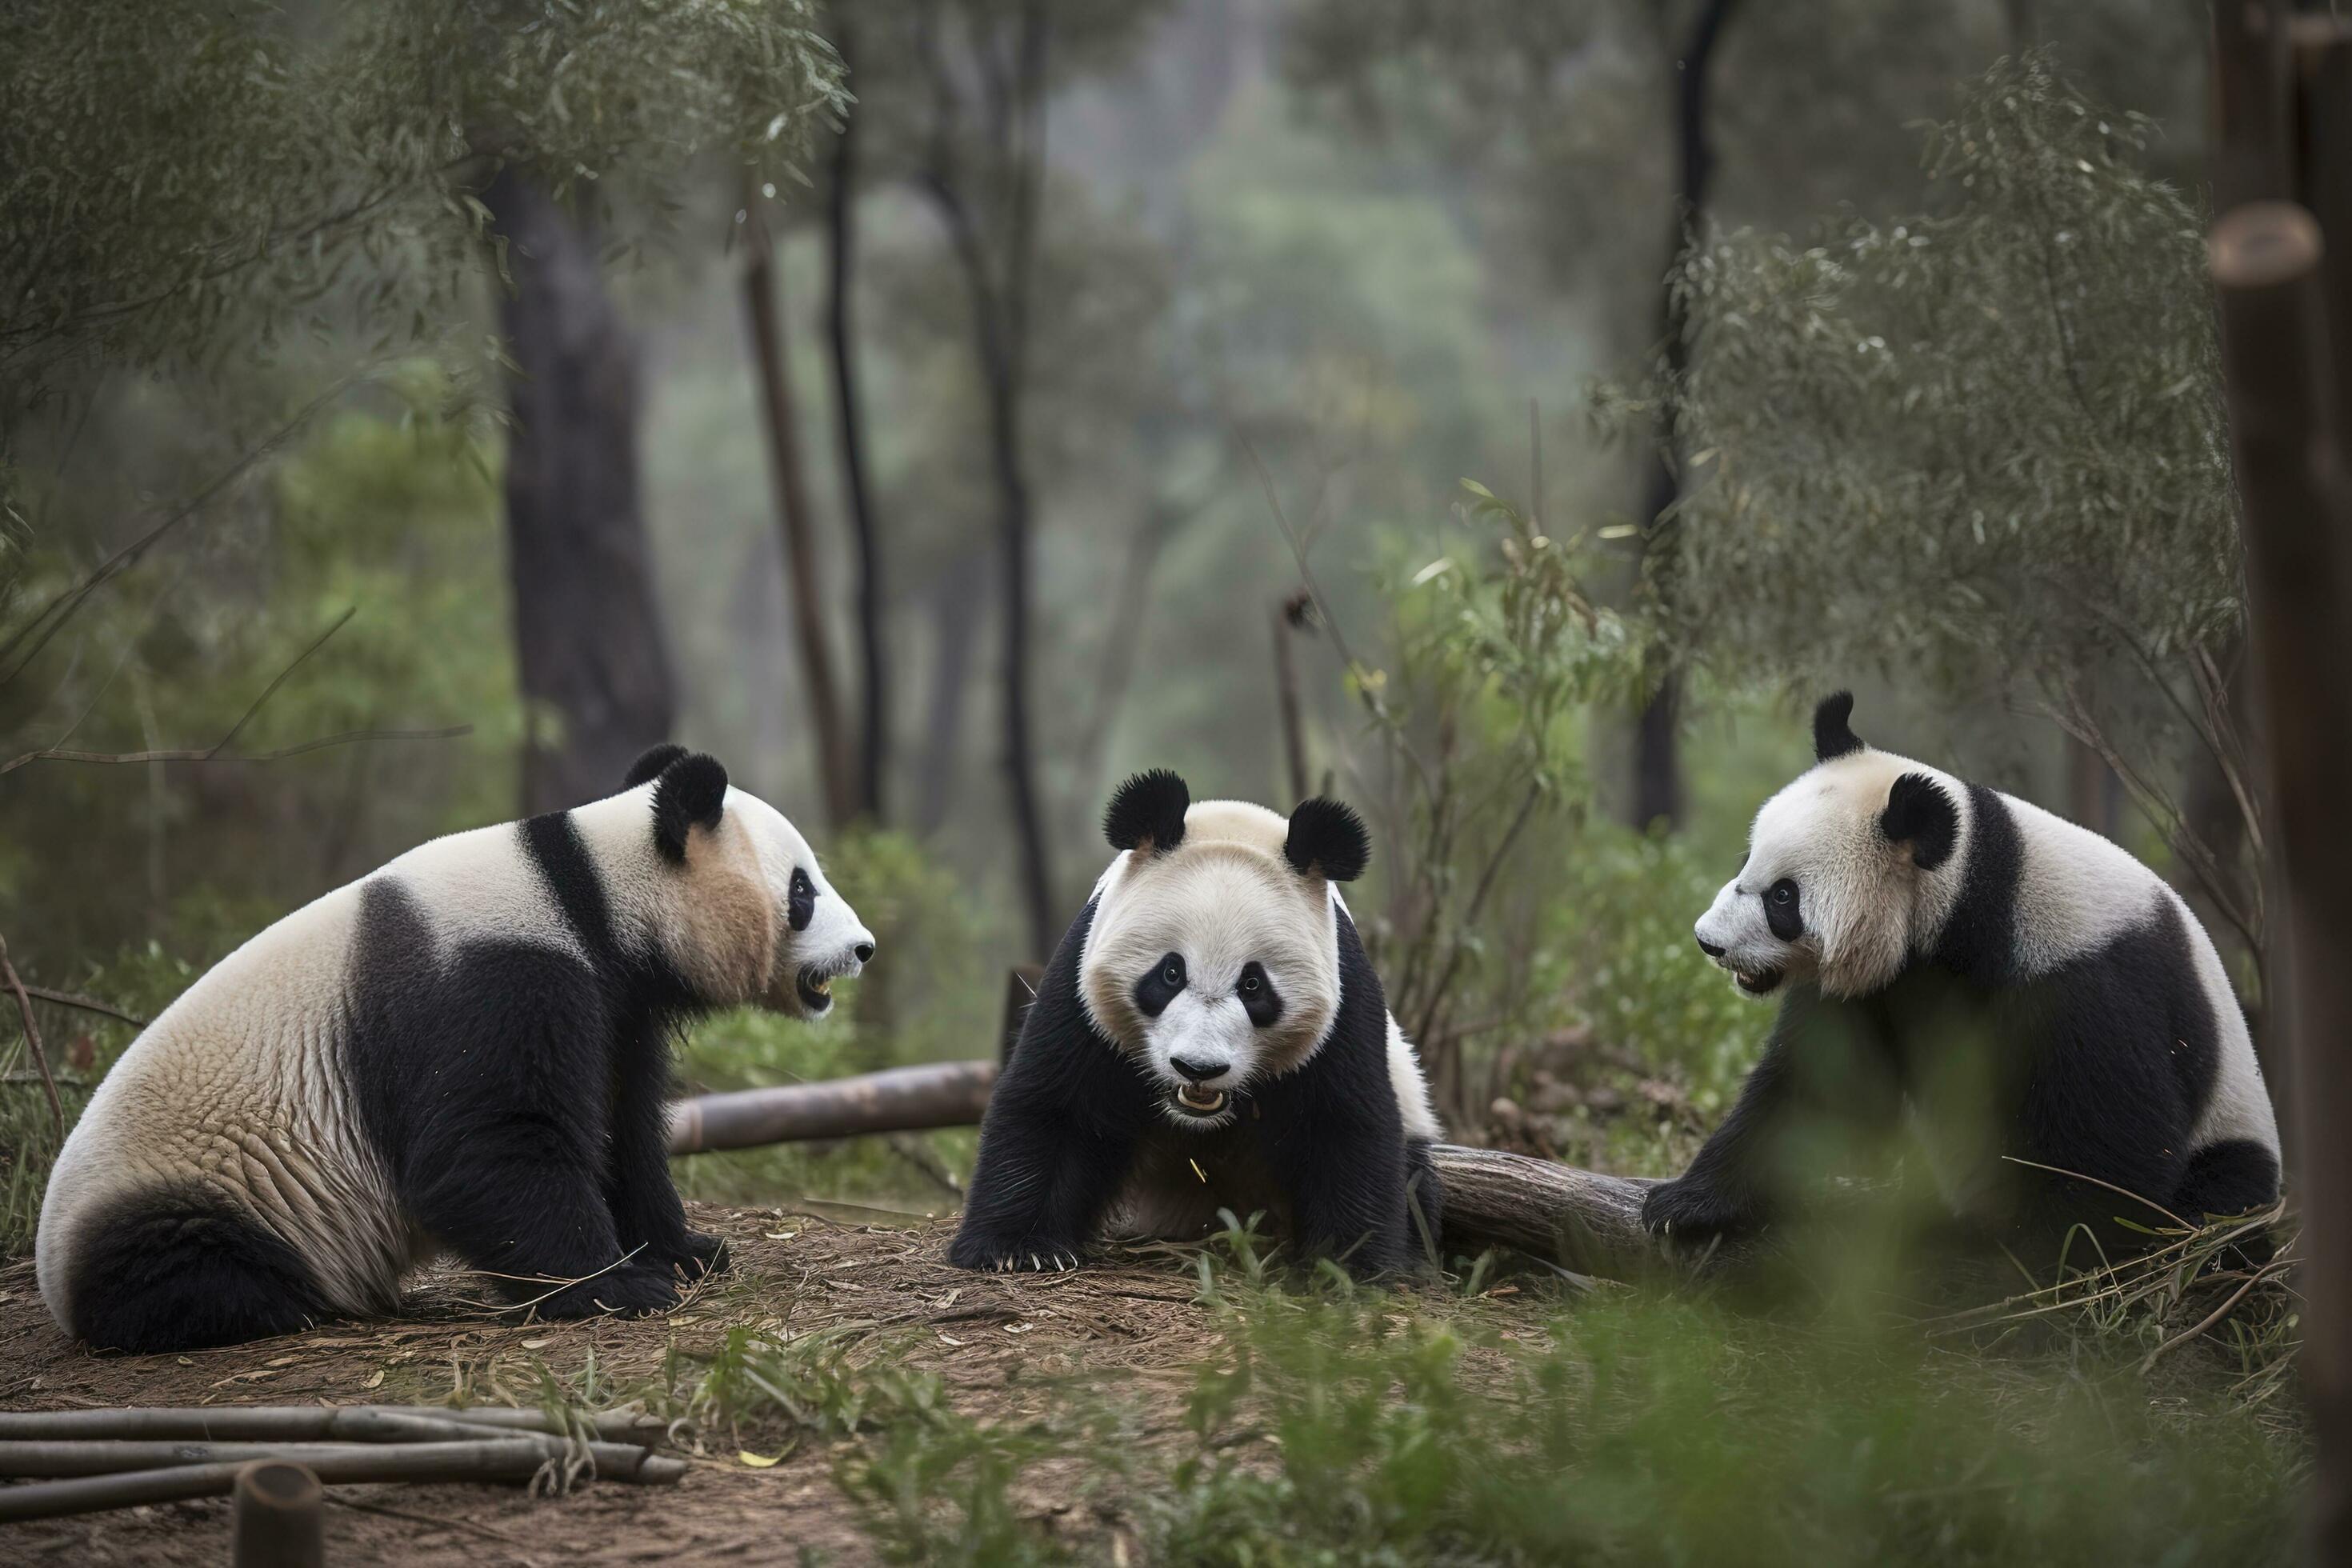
[1646,694,2282,1256]
[36,745,873,1353]
[949,770,1443,1276]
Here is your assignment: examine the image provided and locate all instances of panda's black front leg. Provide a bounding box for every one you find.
[949,1102,1136,1272]
[1642,990,1894,1247]
[403,970,678,1319]
[602,1021,730,1283]
[949,898,1147,1272]
[1268,1111,1417,1278]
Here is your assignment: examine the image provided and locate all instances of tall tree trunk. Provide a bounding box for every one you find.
[744,208,855,828]
[486,169,675,816]
[825,22,890,824]
[2209,7,2352,1559]
[1630,0,1741,832]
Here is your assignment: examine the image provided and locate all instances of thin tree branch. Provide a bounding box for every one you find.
[17,986,145,1028]
[0,934,62,1134]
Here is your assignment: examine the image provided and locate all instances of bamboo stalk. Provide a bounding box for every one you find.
[0,1405,663,1444]
[0,1440,685,1524]
[0,1434,665,1479]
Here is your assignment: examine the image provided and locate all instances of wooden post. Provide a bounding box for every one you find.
[2210,8,2352,1560]
[230,1460,323,1568]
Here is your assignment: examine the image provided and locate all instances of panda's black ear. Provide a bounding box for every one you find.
[1881,772,1958,870]
[624,742,689,790]
[1814,692,1863,762]
[1285,798,1370,883]
[651,753,729,865]
[1105,769,1190,854]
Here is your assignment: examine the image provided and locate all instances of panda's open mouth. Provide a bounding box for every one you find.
[1734,966,1784,996]
[1170,1083,1230,1118]
[795,964,838,1013]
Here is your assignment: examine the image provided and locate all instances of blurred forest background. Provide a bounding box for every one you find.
[2,0,2245,1223]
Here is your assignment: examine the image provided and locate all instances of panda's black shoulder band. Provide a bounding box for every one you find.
[1814,691,1863,762]
[652,753,729,863]
[1285,798,1370,882]
[1105,769,1190,854]
[624,742,690,790]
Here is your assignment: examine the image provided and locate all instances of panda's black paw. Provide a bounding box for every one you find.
[947,1230,1083,1274]
[531,1262,680,1321]
[1641,1176,1763,1251]
[657,1230,732,1282]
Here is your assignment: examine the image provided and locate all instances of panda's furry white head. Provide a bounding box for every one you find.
[1078,770,1369,1131]
[1695,694,1968,1002]
[620,744,874,1018]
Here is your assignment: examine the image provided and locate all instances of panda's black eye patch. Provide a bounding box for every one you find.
[1134,952,1186,1018]
[789,868,817,932]
[1237,961,1283,1028]
[1764,878,1802,942]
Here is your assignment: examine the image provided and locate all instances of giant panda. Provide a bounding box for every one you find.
[36,746,873,1353]
[1646,693,2281,1254]
[949,770,1442,1277]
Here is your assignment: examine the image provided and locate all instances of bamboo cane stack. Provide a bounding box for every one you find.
[0,1404,686,1523]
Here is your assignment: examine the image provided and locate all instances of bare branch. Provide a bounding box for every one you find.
[0,933,62,1134]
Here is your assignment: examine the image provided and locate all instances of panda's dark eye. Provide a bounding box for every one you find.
[789,868,817,932]
[1134,952,1186,1018]
[1237,960,1283,1027]
[1770,882,1794,905]
[1764,878,1802,942]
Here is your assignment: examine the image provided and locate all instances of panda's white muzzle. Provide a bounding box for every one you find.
[1695,879,1790,998]
[1145,992,1257,1126]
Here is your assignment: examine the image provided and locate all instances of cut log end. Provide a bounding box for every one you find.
[2210,201,2326,290]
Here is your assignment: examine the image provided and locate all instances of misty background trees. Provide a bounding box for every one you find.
[2,0,2254,1138]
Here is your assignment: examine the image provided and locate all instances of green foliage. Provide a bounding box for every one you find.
[1,0,847,418]
[1347,482,1645,1122]
[1549,827,1762,1117]
[1660,52,2236,701]
[2,389,516,964]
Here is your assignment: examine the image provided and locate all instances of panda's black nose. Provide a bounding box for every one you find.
[854,942,874,964]
[1696,937,1726,959]
[1170,1054,1223,1083]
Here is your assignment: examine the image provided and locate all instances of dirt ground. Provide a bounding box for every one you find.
[0,1202,1231,1565]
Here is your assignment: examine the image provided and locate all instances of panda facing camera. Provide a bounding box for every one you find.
[1646,693,2282,1254]
[950,770,1443,1276]
[37,745,873,1354]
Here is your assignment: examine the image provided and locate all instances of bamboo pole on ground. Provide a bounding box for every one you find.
[0,1439,685,1525]
[0,1405,659,1444]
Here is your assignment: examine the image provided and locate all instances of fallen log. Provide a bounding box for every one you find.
[667,1060,998,1154]
[0,1405,661,1445]
[1429,1144,1666,1279]
[665,1060,1685,1279]
[0,1439,685,1524]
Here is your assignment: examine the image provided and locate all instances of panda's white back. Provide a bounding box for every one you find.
[1996,788,2277,1158]
[35,815,570,1330]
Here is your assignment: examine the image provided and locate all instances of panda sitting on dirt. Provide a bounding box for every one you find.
[950,770,1443,1277]
[38,746,872,1353]
[1647,694,2281,1255]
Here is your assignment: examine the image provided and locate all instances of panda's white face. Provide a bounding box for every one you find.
[1696,750,1946,1002]
[722,789,874,1019]
[1082,844,1340,1132]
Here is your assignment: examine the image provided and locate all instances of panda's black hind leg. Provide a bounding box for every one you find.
[65,1186,330,1353]
[2170,1139,2282,1270]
